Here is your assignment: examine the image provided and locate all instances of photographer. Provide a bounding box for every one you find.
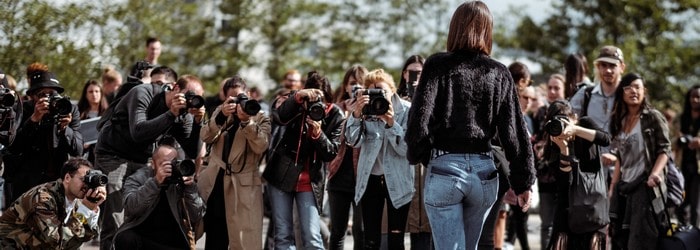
[262,71,343,249]
[5,65,83,204]
[0,158,106,249]
[198,76,271,249]
[542,101,611,249]
[346,68,413,250]
[95,68,204,249]
[112,144,205,250]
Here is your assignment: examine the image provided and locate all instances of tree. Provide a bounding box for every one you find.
[0,0,104,98]
[494,0,700,110]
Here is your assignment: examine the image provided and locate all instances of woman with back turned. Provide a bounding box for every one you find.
[405,1,536,249]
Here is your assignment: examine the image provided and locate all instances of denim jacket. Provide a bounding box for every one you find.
[346,94,414,208]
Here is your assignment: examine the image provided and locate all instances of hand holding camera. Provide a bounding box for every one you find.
[81,169,108,209]
[679,134,700,149]
[81,186,107,211]
[30,95,51,122]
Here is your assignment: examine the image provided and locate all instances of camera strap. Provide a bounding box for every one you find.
[222,118,244,175]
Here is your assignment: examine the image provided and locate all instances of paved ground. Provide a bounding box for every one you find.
[82,215,543,250]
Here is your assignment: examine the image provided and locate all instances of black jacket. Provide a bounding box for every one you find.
[405,50,536,194]
[263,93,343,212]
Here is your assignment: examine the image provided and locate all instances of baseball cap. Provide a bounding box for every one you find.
[594,45,624,65]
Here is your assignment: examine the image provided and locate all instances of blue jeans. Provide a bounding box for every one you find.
[424,153,499,250]
[268,185,323,250]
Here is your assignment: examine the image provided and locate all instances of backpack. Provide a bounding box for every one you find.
[96,80,158,131]
[580,86,595,117]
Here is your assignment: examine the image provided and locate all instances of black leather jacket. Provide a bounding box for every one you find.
[263,93,343,212]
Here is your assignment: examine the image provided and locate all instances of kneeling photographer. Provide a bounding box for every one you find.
[345,68,413,249]
[263,71,343,249]
[5,64,83,204]
[541,100,611,250]
[0,158,106,249]
[113,144,204,250]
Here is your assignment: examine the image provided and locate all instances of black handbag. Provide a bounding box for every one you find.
[568,159,610,234]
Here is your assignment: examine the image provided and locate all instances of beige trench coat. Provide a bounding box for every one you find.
[198,106,271,250]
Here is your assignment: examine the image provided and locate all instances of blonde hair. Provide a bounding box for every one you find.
[102,65,122,83]
[362,69,396,93]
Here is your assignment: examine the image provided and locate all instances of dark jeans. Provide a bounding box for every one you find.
[328,189,363,250]
[361,175,410,250]
[113,229,188,250]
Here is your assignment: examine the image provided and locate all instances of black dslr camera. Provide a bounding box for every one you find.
[167,159,196,185]
[83,170,108,202]
[0,88,15,113]
[544,115,569,136]
[228,93,261,116]
[184,91,205,109]
[304,96,326,122]
[361,89,390,116]
[46,93,72,119]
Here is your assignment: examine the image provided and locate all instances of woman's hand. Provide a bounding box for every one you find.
[601,153,617,166]
[647,172,662,187]
[378,98,395,127]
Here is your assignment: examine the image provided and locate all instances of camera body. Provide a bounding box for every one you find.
[46,93,72,119]
[167,159,196,185]
[350,85,363,99]
[407,70,419,98]
[228,93,261,116]
[361,89,390,116]
[83,169,108,202]
[184,91,205,109]
[84,169,108,189]
[544,115,569,136]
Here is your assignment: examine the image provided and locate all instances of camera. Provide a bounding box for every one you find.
[46,93,72,118]
[306,99,326,121]
[228,93,261,116]
[184,91,205,109]
[407,70,419,97]
[679,134,695,145]
[84,170,108,189]
[361,89,390,116]
[350,85,363,99]
[129,60,154,80]
[83,170,108,202]
[0,88,15,111]
[544,116,569,136]
[168,159,196,185]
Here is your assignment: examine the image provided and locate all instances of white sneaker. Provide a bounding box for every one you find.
[502,242,515,250]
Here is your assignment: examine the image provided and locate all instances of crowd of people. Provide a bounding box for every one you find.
[0,1,695,250]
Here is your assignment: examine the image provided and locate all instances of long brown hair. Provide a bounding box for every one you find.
[446,1,493,55]
[78,79,108,119]
[609,73,650,138]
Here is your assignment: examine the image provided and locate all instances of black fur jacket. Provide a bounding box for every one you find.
[405,50,536,194]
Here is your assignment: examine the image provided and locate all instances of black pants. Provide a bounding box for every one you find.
[203,169,228,250]
[328,189,363,250]
[113,229,188,250]
[506,204,530,250]
[361,175,410,250]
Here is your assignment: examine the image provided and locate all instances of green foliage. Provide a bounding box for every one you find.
[494,0,700,111]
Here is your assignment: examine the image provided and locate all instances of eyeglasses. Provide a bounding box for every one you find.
[623,85,643,93]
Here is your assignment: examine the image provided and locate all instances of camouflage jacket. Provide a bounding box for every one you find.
[0,180,98,249]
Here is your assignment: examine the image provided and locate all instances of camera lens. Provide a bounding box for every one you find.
[307,101,326,121]
[185,91,205,109]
